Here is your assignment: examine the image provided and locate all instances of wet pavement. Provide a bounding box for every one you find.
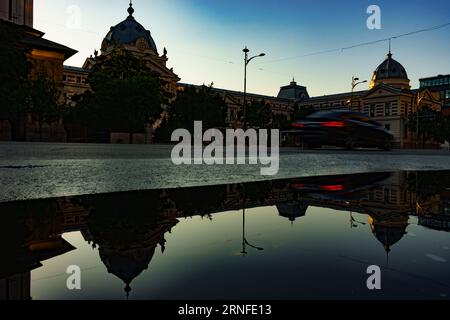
[1,142,450,202]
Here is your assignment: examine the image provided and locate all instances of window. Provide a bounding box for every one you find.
[8,0,12,20]
[385,103,391,116]
[370,105,376,117]
[384,189,390,203]
[446,90,450,100]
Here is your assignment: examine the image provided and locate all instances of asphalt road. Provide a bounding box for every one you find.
[1,142,450,202]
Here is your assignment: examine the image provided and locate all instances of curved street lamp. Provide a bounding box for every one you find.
[349,76,367,110]
[243,47,266,129]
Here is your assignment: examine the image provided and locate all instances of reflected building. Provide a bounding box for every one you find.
[277,203,308,223]
[368,213,409,255]
[96,216,179,298]
[0,241,75,300]
[0,198,88,300]
[2,171,450,299]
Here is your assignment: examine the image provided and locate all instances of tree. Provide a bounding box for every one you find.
[272,113,291,130]
[242,100,272,129]
[154,85,227,142]
[74,50,163,143]
[292,104,316,120]
[27,75,62,141]
[407,107,450,146]
[0,21,31,139]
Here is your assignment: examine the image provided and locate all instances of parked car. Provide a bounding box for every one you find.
[291,110,394,150]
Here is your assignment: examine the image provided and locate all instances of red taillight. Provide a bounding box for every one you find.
[292,122,305,128]
[321,121,344,128]
[321,185,345,191]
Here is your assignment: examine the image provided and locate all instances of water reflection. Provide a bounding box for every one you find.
[1,171,450,300]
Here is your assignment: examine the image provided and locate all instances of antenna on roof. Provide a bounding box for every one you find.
[388,38,392,58]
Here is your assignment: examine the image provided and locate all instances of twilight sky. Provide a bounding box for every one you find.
[34,0,450,97]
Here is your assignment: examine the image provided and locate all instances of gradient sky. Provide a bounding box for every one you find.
[34,0,450,97]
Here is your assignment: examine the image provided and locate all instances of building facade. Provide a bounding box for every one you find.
[419,74,450,116]
[64,2,180,107]
[177,83,298,128]
[299,52,442,148]
[0,0,77,142]
[63,3,298,136]
[59,4,445,147]
[0,0,33,28]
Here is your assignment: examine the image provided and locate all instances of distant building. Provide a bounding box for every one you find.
[277,78,310,101]
[298,51,442,148]
[63,2,180,106]
[62,3,182,143]
[63,66,90,107]
[58,3,445,147]
[177,83,295,128]
[419,74,450,116]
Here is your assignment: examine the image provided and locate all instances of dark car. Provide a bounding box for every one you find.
[290,110,394,150]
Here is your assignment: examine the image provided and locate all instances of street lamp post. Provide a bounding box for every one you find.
[350,76,367,111]
[416,94,425,149]
[243,47,265,129]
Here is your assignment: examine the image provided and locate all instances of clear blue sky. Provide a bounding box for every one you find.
[34,0,450,97]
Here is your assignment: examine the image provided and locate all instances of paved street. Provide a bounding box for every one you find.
[1,142,450,202]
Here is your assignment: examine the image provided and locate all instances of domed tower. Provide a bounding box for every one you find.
[83,2,180,93]
[101,2,158,55]
[370,51,410,90]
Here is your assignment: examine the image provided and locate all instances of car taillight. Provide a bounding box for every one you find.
[292,123,305,128]
[321,185,345,191]
[321,121,344,128]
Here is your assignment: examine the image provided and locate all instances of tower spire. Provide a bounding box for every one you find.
[127,0,134,16]
[388,38,392,58]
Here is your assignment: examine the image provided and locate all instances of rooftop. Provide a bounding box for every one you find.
[178,83,292,103]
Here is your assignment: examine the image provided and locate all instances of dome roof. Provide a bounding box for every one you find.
[102,3,158,53]
[369,214,408,252]
[373,52,408,81]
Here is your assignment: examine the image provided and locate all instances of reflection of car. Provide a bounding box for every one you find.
[290,172,392,200]
[291,110,395,150]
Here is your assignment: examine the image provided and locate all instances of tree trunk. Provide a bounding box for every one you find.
[39,120,43,142]
[129,130,134,144]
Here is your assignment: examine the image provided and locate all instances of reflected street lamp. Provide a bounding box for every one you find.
[241,194,264,256]
[243,47,266,129]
